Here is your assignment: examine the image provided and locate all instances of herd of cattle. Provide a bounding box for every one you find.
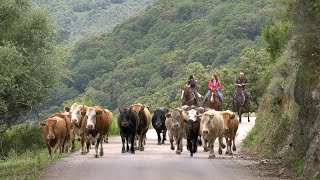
[39,103,239,159]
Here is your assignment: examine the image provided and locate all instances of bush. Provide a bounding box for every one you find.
[3,124,45,157]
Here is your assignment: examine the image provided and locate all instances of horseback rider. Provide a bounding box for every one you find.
[186,74,201,104]
[234,71,251,105]
[202,74,223,106]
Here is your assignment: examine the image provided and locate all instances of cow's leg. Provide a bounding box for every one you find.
[201,136,208,152]
[46,143,52,159]
[197,135,202,146]
[130,134,135,154]
[99,136,104,157]
[232,137,237,152]
[169,131,175,150]
[219,136,226,149]
[104,133,109,143]
[208,140,215,159]
[187,138,192,156]
[193,135,198,153]
[70,130,75,152]
[121,133,126,153]
[176,137,182,155]
[162,129,167,144]
[157,130,161,145]
[126,135,129,152]
[218,136,223,155]
[94,134,100,158]
[140,130,147,151]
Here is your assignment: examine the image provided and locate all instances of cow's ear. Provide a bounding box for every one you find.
[230,113,236,119]
[141,105,145,111]
[39,121,46,126]
[165,113,171,118]
[209,114,215,119]
[64,106,70,112]
[81,111,86,116]
[96,109,103,115]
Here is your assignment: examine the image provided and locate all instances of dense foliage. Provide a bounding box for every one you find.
[48,0,274,117]
[0,0,67,132]
[244,0,320,178]
[33,0,156,43]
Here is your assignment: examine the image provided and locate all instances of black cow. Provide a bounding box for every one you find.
[152,108,169,145]
[118,107,139,154]
[185,107,204,157]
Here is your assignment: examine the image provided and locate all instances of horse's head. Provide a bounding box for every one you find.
[235,89,245,106]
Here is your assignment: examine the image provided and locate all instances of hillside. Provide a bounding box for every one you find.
[44,0,273,114]
[33,0,156,43]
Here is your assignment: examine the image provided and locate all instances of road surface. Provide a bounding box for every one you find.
[39,117,277,180]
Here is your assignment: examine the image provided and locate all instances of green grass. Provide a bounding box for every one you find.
[0,149,68,180]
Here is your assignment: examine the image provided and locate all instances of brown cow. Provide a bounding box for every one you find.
[85,106,113,157]
[50,111,75,152]
[40,116,67,158]
[104,109,113,143]
[220,110,238,155]
[131,103,151,151]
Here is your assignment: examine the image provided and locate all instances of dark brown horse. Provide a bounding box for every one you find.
[181,86,199,106]
[207,88,222,110]
[233,89,250,123]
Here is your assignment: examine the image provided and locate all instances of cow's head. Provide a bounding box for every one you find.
[184,109,201,131]
[166,108,186,129]
[197,111,215,136]
[220,110,236,133]
[68,103,86,124]
[40,119,57,140]
[153,108,168,128]
[86,107,102,130]
[119,107,137,128]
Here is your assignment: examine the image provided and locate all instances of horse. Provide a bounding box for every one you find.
[207,88,222,110]
[233,88,250,123]
[181,86,199,106]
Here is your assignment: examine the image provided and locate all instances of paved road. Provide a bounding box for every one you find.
[39,117,276,180]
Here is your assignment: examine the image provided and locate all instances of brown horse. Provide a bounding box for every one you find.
[207,88,222,110]
[233,89,250,123]
[181,86,199,106]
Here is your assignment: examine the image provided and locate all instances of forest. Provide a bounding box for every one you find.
[0,0,319,179]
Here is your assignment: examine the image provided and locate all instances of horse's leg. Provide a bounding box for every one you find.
[238,108,242,123]
[248,111,250,122]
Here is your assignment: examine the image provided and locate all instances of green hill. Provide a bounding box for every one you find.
[33,0,156,43]
[47,0,273,113]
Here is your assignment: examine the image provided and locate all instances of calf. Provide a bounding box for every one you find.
[184,107,204,157]
[197,110,226,158]
[40,116,67,159]
[85,106,112,158]
[165,108,188,154]
[220,110,238,155]
[118,107,139,154]
[131,103,151,151]
[152,108,169,145]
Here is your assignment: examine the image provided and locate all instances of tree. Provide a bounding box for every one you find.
[0,0,66,130]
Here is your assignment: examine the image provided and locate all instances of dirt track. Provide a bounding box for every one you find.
[39,117,279,180]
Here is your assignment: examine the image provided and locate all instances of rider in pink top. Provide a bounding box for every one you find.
[203,74,224,105]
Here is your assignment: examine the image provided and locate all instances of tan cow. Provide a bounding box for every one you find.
[103,109,113,143]
[165,108,188,154]
[40,116,67,159]
[49,111,75,152]
[197,110,226,158]
[131,103,151,151]
[219,110,238,155]
[85,106,112,157]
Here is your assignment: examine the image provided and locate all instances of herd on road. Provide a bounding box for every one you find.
[40,103,239,159]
